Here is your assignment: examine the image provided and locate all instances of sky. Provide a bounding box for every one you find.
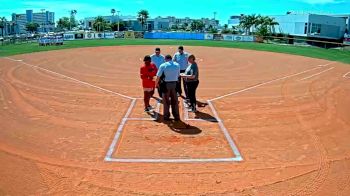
[0,0,350,24]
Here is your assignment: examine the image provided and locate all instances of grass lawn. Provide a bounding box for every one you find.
[1,39,350,64]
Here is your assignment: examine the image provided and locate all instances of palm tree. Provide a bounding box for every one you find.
[70,10,77,30]
[256,16,279,35]
[0,17,7,36]
[93,16,109,32]
[111,9,116,23]
[239,14,259,35]
[137,9,149,31]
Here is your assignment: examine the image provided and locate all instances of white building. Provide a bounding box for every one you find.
[272,13,346,40]
[228,13,348,40]
[12,10,55,34]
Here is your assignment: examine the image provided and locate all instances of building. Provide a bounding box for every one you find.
[228,13,348,40]
[330,14,350,32]
[272,13,346,40]
[84,15,219,31]
[228,15,241,27]
[12,10,55,34]
[0,20,13,36]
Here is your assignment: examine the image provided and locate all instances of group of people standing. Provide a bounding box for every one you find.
[140,46,199,121]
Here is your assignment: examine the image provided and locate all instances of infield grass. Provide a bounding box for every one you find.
[1,39,350,64]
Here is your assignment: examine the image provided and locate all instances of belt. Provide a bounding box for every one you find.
[165,81,177,83]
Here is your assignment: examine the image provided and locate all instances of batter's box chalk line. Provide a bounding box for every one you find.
[343,72,350,78]
[104,98,243,163]
[182,100,217,122]
[128,98,161,121]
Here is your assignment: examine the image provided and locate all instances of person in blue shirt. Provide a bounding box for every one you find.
[155,55,180,121]
[173,46,190,98]
[150,48,166,98]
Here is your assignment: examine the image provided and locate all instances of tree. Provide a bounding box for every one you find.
[93,16,110,32]
[57,17,71,30]
[223,24,228,30]
[137,9,149,31]
[26,22,40,33]
[111,9,116,16]
[171,24,179,31]
[255,16,279,36]
[190,20,205,32]
[70,10,77,30]
[110,22,126,31]
[111,9,116,23]
[0,17,6,36]
[239,14,259,35]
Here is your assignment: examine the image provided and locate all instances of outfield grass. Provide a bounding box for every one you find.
[1,39,350,64]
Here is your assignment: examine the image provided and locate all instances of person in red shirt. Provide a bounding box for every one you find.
[140,55,158,112]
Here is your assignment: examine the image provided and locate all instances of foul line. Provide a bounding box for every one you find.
[209,66,323,101]
[299,67,335,81]
[343,72,350,78]
[317,62,336,67]
[4,57,134,100]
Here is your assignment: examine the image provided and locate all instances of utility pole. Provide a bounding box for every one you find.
[213,12,217,20]
[117,11,120,31]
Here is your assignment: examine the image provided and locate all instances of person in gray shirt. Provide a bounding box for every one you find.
[155,55,181,121]
[180,55,199,112]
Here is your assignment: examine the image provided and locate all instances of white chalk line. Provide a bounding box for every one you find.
[317,62,336,67]
[343,71,350,78]
[5,57,134,100]
[105,99,136,159]
[182,100,217,122]
[208,100,242,160]
[209,66,323,101]
[105,157,242,163]
[299,67,335,81]
[127,99,161,121]
[106,98,242,162]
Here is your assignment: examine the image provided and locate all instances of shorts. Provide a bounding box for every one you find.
[143,88,155,92]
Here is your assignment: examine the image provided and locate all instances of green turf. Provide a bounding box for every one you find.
[1,39,350,64]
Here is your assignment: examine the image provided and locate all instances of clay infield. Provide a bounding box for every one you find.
[0,45,350,195]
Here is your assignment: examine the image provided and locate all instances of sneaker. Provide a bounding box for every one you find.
[164,117,170,121]
[147,106,153,111]
[144,108,150,112]
[185,104,192,109]
[188,107,197,113]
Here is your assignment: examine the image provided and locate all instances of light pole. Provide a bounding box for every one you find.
[117,11,120,31]
[41,9,46,33]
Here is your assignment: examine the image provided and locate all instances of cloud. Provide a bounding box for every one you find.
[297,0,345,4]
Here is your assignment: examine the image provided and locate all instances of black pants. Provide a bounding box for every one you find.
[176,70,188,98]
[186,80,199,107]
[162,82,180,120]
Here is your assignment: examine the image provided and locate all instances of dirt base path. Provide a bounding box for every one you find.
[0,46,349,195]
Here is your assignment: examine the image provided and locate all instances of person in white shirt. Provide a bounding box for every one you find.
[150,48,165,69]
[150,48,165,98]
[173,46,190,99]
